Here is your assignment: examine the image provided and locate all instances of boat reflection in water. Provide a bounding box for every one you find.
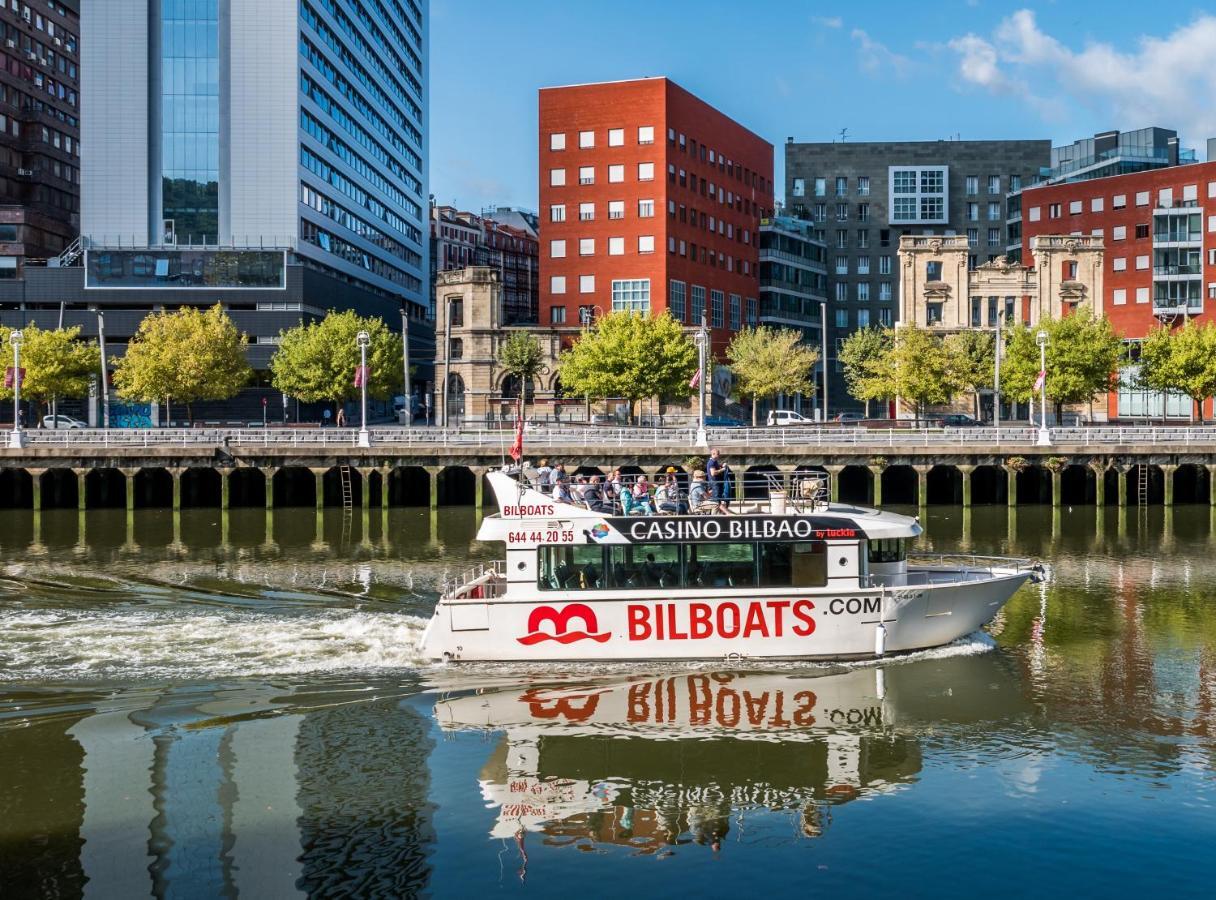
[433,651,1030,854]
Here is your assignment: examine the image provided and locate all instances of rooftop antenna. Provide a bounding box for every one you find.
[838,128,849,143]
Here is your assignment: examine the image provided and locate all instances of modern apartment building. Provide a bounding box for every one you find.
[538,77,774,349]
[0,0,431,423]
[758,214,827,415]
[1019,160,1216,420]
[430,203,539,325]
[784,138,1050,413]
[1006,127,1192,257]
[0,0,79,277]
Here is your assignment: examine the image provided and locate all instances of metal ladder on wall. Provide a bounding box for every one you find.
[1137,464,1149,506]
[339,465,354,510]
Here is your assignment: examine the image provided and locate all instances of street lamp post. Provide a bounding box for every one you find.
[400,306,411,427]
[993,315,1002,430]
[8,329,25,448]
[356,330,371,448]
[820,299,829,422]
[694,312,708,447]
[1036,329,1051,446]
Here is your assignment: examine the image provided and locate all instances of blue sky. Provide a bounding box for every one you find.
[429,1,1216,212]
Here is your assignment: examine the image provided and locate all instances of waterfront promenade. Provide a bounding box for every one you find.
[3,425,1216,509]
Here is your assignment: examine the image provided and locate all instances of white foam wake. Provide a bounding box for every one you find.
[0,607,430,681]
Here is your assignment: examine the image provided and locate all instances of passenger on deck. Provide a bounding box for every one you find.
[535,458,553,494]
[583,476,610,513]
[631,476,653,515]
[654,477,685,514]
[688,470,710,511]
[553,474,574,503]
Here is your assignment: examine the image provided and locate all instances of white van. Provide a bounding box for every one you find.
[766,409,813,427]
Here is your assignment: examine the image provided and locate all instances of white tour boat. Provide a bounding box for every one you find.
[418,469,1041,663]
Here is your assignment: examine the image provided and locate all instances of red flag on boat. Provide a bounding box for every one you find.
[509,415,524,462]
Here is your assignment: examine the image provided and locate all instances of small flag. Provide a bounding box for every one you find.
[509,415,524,462]
[1033,369,1045,392]
[4,367,23,389]
[353,365,367,388]
[689,368,701,389]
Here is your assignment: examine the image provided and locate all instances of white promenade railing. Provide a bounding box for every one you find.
[12,424,1216,450]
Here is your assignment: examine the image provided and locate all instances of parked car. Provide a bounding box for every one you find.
[704,416,745,427]
[766,409,814,427]
[41,414,86,429]
[939,413,981,427]
[590,414,623,426]
[834,412,866,425]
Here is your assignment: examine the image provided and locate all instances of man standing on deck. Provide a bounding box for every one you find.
[706,449,724,502]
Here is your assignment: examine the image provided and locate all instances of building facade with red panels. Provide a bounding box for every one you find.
[1019,161,1216,419]
[538,78,774,349]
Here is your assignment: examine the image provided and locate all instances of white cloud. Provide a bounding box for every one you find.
[948,10,1216,143]
[852,28,912,78]
[812,15,843,28]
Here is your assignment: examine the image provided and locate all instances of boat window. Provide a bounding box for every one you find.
[791,542,828,586]
[538,545,606,590]
[687,543,755,588]
[607,544,681,589]
[867,539,906,564]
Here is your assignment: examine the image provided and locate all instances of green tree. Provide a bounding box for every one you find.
[270,309,402,418]
[1002,309,1122,420]
[838,326,894,417]
[557,311,696,423]
[945,330,996,419]
[112,304,252,422]
[1137,319,1216,423]
[0,324,101,420]
[497,331,546,419]
[725,326,819,425]
[889,324,958,419]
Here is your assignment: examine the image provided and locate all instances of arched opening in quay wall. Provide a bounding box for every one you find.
[1016,466,1051,505]
[0,468,32,509]
[228,468,266,508]
[1126,465,1165,505]
[321,467,363,507]
[181,467,222,508]
[881,466,917,505]
[85,468,125,509]
[388,467,430,507]
[1174,464,1210,504]
[836,465,872,505]
[926,465,961,505]
[971,465,1007,505]
[743,465,779,501]
[274,467,316,508]
[437,466,475,506]
[133,468,173,509]
[1060,466,1096,506]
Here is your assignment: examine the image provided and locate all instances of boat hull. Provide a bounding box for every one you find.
[419,571,1031,663]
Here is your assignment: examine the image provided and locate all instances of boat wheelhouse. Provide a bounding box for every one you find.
[418,469,1039,663]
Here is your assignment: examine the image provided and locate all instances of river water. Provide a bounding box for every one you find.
[2,505,1215,898]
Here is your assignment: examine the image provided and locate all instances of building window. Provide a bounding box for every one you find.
[858,176,870,197]
[857,309,870,328]
[1136,191,1150,207]
[670,280,686,321]
[550,204,566,222]
[550,275,566,294]
[835,256,849,275]
[1091,197,1105,213]
[857,257,870,274]
[1112,225,1126,240]
[835,230,848,249]
[793,178,806,197]
[1113,257,1126,271]
[747,297,757,325]
[878,308,892,326]
[814,177,827,197]
[638,198,654,218]
[729,294,741,329]
[638,126,654,145]
[857,231,870,249]
[550,168,566,186]
[836,203,848,222]
[879,256,891,275]
[1010,175,1022,192]
[580,238,595,256]
[1135,223,1149,239]
[638,235,655,254]
[893,197,916,221]
[1112,288,1126,305]
[1048,203,1061,218]
[967,227,979,248]
[1113,194,1127,209]
[638,162,655,181]
[927,303,943,325]
[550,305,566,324]
[579,166,595,185]
[835,309,849,328]
[550,133,566,151]
[857,282,870,301]
[448,338,463,359]
[691,285,706,323]
[608,237,625,256]
[893,171,917,193]
[611,279,650,313]
[835,176,847,196]
[965,176,978,196]
[922,197,944,219]
[711,290,725,327]
[987,175,1000,195]
[608,200,625,220]
[858,203,869,223]
[879,282,891,302]
[579,202,595,221]
[926,260,943,281]
[550,239,566,258]
[580,274,595,294]
[988,201,1001,220]
[987,228,1000,247]
[835,282,847,302]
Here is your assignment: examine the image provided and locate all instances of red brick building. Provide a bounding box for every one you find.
[538,77,774,348]
[1019,161,1216,419]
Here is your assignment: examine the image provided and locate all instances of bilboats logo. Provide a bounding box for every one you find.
[517,604,611,645]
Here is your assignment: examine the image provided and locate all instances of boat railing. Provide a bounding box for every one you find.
[864,553,1041,587]
[442,561,506,600]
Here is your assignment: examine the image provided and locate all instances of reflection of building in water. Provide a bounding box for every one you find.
[0,685,436,898]
[437,669,925,852]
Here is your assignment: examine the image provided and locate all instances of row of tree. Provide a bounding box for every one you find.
[840,310,1216,423]
[494,312,820,424]
[0,306,403,421]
